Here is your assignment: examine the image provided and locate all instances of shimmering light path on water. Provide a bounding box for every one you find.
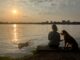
[0,24,80,58]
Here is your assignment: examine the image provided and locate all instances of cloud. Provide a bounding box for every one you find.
[26,0,80,16]
[0,0,80,21]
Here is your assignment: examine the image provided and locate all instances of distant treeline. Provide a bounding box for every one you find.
[0,20,80,25]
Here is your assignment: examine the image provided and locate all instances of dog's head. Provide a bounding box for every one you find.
[61,30,68,36]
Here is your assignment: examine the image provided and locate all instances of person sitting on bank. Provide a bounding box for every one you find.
[48,24,60,49]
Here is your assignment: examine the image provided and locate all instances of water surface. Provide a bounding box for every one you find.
[0,24,80,57]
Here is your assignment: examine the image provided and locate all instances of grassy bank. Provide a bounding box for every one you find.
[0,48,80,60]
[0,56,14,60]
[14,51,80,60]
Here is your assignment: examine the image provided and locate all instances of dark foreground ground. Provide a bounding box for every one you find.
[0,52,80,60]
[0,46,80,60]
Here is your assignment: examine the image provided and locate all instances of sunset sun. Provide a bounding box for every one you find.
[12,9,18,15]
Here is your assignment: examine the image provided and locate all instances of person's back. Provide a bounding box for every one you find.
[48,24,60,48]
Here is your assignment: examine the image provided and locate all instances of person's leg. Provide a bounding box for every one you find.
[49,45,59,49]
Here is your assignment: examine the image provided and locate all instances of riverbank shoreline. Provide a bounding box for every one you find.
[0,46,80,60]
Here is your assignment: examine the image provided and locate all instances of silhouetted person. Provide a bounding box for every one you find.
[61,30,79,51]
[48,24,60,49]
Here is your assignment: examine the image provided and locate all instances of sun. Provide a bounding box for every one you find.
[12,9,17,15]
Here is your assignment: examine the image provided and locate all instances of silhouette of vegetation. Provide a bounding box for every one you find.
[0,20,80,24]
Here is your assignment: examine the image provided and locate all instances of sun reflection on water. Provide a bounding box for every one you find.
[12,24,18,43]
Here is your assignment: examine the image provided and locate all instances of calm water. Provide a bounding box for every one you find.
[0,24,80,57]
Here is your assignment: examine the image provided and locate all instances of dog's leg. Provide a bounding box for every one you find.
[64,41,67,48]
[66,43,69,47]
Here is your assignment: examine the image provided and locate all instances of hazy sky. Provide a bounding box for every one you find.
[0,0,80,22]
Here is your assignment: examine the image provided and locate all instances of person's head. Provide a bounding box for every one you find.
[52,24,58,31]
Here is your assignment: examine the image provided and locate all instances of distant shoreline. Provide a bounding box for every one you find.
[0,23,80,25]
[0,20,80,25]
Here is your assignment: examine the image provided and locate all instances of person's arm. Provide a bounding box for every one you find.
[48,32,52,40]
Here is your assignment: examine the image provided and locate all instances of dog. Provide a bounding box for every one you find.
[61,30,79,50]
[18,40,32,49]
[18,42,29,49]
